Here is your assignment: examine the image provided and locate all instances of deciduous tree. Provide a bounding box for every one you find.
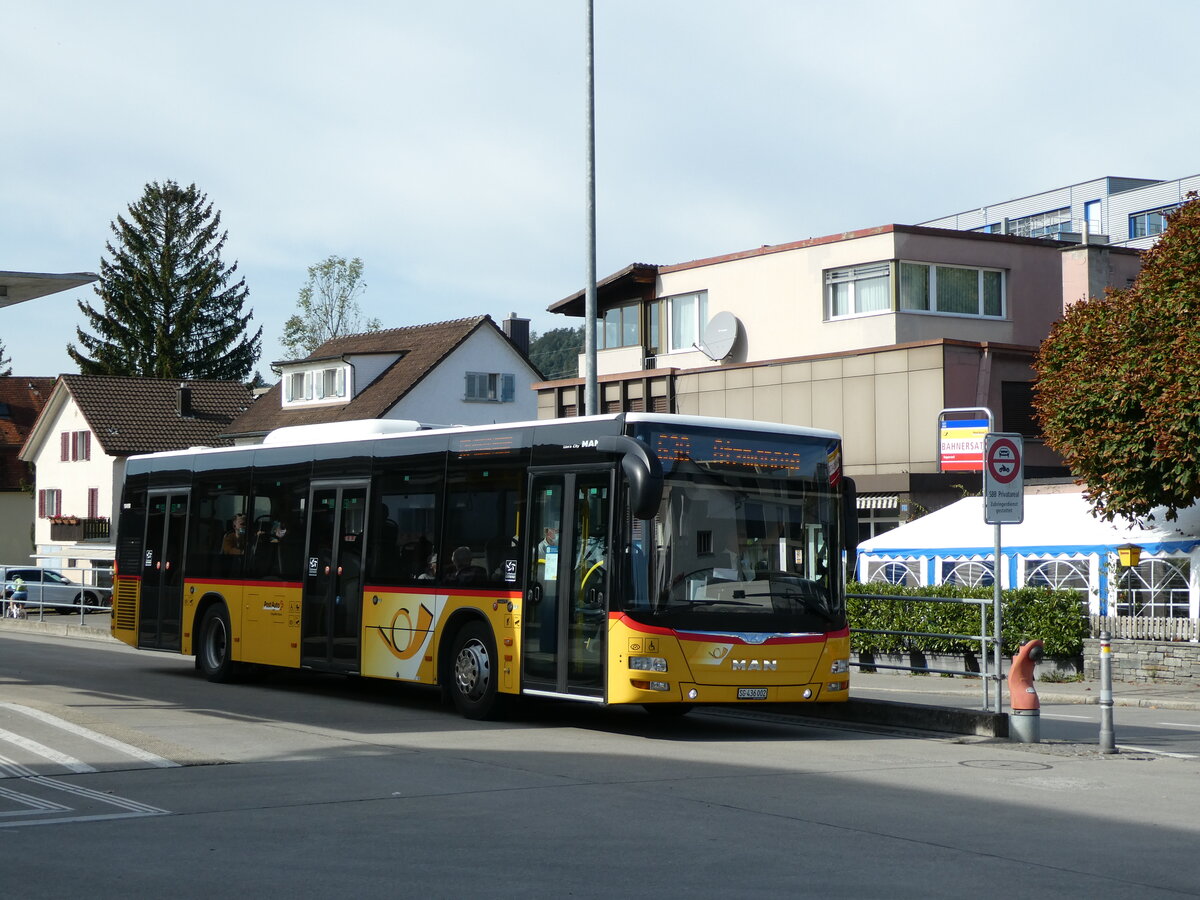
[280,256,380,357]
[1034,195,1200,520]
[68,180,261,380]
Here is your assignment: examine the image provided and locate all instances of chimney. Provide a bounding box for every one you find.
[502,312,531,357]
[178,383,193,417]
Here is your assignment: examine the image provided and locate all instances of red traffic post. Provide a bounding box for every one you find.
[1007,639,1043,742]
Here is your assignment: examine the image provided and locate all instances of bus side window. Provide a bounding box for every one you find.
[370,455,442,588]
[442,459,523,589]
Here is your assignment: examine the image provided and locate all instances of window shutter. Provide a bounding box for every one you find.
[336,367,346,397]
[83,431,91,460]
[88,487,99,519]
[54,490,62,517]
[501,374,515,402]
[38,490,46,518]
[60,432,70,461]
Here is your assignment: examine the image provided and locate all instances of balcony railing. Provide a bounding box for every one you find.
[49,518,111,542]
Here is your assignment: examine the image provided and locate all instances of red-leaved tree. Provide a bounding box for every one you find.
[1034,194,1200,521]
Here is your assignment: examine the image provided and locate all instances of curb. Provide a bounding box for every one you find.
[782,698,1009,738]
[0,618,116,643]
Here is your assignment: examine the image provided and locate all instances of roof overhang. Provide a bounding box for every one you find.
[0,271,98,309]
[548,263,659,318]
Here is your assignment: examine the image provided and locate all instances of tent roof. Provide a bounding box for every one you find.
[859,493,1200,558]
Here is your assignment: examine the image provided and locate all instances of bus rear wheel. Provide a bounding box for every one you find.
[450,621,503,720]
[197,604,238,683]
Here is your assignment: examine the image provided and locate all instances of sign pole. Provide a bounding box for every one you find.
[983,432,1024,717]
[993,521,1002,716]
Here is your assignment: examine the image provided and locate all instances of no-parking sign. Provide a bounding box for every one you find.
[984,432,1024,524]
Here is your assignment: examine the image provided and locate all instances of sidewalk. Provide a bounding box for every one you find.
[0,612,115,643]
[851,668,1200,711]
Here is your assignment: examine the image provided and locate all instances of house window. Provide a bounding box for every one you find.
[38,488,63,518]
[597,303,641,350]
[465,372,516,402]
[825,264,891,318]
[666,291,708,351]
[1130,205,1179,239]
[899,262,1004,318]
[60,431,91,461]
[284,372,312,402]
[317,367,346,399]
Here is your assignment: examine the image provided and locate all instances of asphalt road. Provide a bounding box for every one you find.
[3,631,1200,899]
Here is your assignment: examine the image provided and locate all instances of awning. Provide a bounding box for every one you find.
[857,493,899,511]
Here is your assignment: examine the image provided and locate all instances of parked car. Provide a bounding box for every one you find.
[2,567,111,615]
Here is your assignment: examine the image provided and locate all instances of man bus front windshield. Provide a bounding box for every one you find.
[625,424,845,635]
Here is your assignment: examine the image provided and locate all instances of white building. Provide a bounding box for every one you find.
[227,315,540,443]
[19,376,254,574]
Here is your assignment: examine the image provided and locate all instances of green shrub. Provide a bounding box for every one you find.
[847,581,1088,658]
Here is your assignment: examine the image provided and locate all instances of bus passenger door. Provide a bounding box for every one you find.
[140,491,189,652]
[301,482,368,674]
[523,469,612,699]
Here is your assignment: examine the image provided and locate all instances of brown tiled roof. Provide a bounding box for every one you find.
[0,378,55,491]
[61,375,255,456]
[227,317,493,438]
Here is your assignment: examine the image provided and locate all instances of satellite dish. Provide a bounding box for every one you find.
[696,311,740,361]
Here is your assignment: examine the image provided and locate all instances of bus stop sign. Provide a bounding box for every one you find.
[984,432,1024,524]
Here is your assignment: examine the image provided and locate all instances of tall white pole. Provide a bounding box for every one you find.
[583,0,599,415]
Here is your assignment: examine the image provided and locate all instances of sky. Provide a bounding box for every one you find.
[4,0,1198,379]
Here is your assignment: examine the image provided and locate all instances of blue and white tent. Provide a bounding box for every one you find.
[856,492,1200,617]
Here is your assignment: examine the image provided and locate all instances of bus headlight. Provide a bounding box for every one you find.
[831,659,850,675]
[629,656,668,672]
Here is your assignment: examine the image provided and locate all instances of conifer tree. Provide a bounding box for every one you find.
[68,180,261,380]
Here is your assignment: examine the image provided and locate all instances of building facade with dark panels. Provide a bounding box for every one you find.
[538,225,1143,537]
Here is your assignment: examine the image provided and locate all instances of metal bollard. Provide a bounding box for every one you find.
[1007,639,1043,743]
[1099,630,1116,753]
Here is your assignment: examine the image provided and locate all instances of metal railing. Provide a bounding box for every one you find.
[2,563,113,626]
[848,591,1001,711]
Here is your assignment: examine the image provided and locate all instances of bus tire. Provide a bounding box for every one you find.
[449,620,504,720]
[197,604,238,683]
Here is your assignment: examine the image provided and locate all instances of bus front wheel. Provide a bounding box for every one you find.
[197,605,238,683]
[450,621,503,720]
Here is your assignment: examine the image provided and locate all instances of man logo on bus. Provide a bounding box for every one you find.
[731,659,777,671]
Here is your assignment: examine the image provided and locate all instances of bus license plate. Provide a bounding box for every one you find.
[737,688,768,700]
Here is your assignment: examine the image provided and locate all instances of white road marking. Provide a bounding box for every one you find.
[0,702,177,768]
[1158,721,1200,730]
[1118,744,1199,760]
[0,727,95,773]
[1042,713,1093,720]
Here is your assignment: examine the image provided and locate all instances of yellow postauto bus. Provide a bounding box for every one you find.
[112,413,858,719]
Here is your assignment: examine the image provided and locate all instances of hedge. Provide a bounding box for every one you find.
[846,581,1089,658]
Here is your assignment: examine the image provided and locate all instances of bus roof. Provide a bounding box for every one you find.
[129,413,841,463]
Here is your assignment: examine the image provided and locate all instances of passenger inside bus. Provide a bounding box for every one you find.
[446,545,487,585]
